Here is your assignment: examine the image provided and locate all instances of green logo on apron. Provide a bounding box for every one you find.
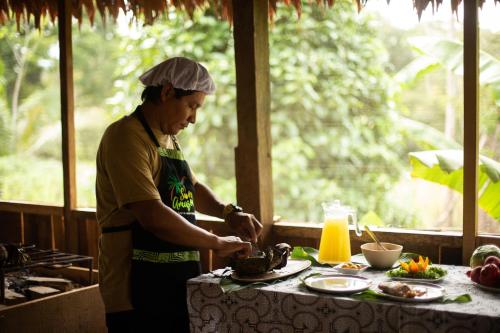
[167,175,194,210]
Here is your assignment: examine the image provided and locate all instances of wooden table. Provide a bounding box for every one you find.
[187,264,500,333]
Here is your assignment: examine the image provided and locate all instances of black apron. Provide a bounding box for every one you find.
[130,106,200,332]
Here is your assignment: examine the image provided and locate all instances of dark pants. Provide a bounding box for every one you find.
[106,309,189,333]
[105,310,135,333]
[130,261,199,333]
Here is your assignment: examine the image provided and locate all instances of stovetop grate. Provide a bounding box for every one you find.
[1,244,93,303]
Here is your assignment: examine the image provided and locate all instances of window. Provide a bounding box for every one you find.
[478,3,500,234]
[269,1,498,231]
[0,21,62,205]
[74,14,121,208]
[74,9,237,208]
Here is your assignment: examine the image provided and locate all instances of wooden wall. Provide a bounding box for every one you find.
[0,203,98,268]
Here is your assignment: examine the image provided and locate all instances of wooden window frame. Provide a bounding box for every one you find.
[0,0,497,265]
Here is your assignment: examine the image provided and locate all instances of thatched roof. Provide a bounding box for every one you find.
[0,0,498,30]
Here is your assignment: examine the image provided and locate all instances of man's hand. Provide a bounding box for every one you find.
[213,236,251,258]
[226,212,263,243]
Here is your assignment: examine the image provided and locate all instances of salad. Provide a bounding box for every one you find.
[386,256,447,280]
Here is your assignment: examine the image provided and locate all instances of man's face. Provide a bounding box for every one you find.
[158,88,206,135]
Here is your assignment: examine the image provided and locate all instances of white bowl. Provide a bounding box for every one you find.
[361,242,403,269]
[333,262,369,275]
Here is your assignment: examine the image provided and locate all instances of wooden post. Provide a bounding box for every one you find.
[232,0,274,245]
[58,0,78,253]
[462,0,479,265]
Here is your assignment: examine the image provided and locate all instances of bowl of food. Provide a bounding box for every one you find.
[361,242,402,269]
[231,243,291,276]
[334,262,369,275]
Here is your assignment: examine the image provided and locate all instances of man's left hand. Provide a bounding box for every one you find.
[226,212,263,243]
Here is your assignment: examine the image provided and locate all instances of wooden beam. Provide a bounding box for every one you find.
[0,200,63,215]
[462,0,479,265]
[232,0,274,246]
[58,0,77,253]
[272,222,463,248]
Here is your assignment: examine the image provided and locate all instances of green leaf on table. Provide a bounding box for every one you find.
[291,247,330,267]
[441,294,472,303]
[352,289,383,301]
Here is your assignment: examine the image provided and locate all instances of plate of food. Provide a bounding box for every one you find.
[230,243,312,283]
[377,281,445,303]
[386,256,447,282]
[334,262,369,275]
[231,258,311,283]
[304,274,371,294]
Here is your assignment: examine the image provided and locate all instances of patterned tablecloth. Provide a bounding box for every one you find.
[187,264,500,333]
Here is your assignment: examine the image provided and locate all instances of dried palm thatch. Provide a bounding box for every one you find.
[0,0,498,30]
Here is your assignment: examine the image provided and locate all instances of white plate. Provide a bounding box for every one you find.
[333,263,369,275]
[377,282,445,302]
[304,274,371,294]
[390,276,445,283]
[472,281,500,293]
[231,259,311,283]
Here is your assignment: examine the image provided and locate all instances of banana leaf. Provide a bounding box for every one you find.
[409,150,500,220]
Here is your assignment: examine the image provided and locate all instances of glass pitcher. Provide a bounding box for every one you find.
[318,200,361,264]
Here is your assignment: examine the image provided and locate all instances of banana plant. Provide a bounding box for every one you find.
[409,150,500,220]
[396,37,500,106]
[399,37,500,221]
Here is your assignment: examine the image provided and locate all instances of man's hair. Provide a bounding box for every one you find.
[141,85,196,103]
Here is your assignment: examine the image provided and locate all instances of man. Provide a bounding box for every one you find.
[96,57,263,332]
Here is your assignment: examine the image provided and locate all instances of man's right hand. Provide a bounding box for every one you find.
[213,236,251,258]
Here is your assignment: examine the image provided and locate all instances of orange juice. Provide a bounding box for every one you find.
[318,217,351,264]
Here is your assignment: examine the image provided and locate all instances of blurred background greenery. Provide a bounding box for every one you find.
[0,0,498,232]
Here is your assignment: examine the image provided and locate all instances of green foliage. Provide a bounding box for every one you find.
[0,22,60,156]
[0,2,498,230]
[359,211,384,227]
[0,155,63,204]
[409,150,500,220]
[269,3,407,222]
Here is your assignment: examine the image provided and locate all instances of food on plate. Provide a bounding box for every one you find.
[386,256,447,280]
[469,244,500,268]
[378,281,426,298]
[339,262,364,269]
[231,243,291,276]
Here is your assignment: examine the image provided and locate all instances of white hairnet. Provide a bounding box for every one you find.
[139,57,216,94]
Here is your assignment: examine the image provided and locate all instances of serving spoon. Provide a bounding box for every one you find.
[364,225,388,251]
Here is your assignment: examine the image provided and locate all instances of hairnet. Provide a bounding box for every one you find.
[139,57,216,94]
